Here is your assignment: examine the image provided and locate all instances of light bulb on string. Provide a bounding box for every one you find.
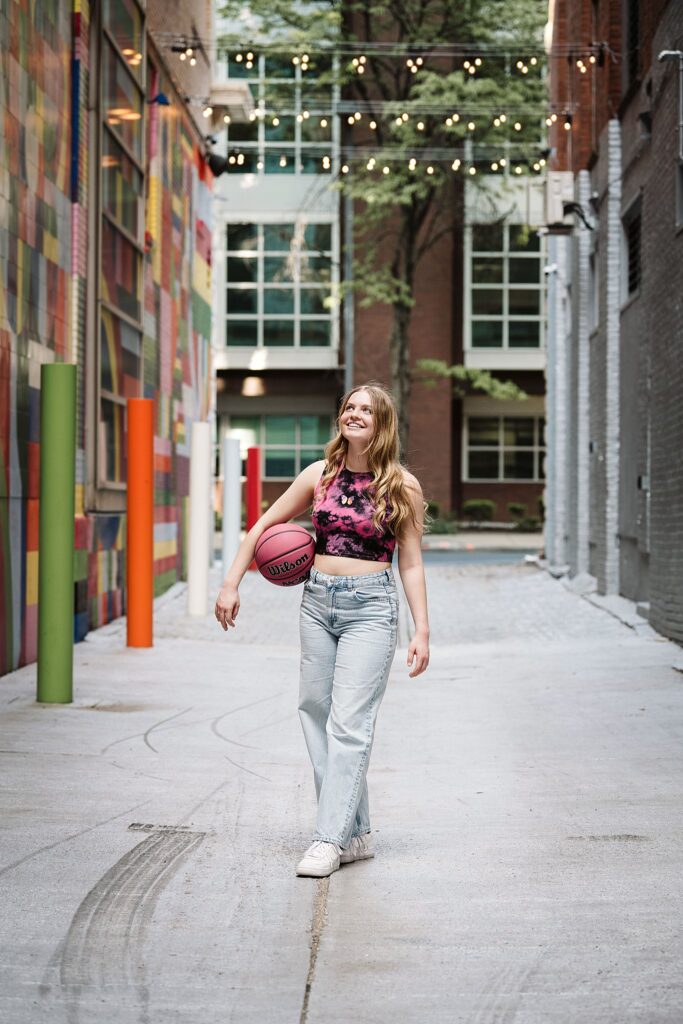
[320,118,328,128]
[545,116,553,127]
[499,158,507,167]
[499,114,507,123]
[395,116,403,126]
[426,165,434,175]
[493,117,501,127]
[202,106,213,118]
[468,166,476,175]
[249,111,256,122]
[475,58,482,67]
[467,121,476,131]
[491,162,499,171]
[417,121,425,131]
[256,159,263,170]
[369,120,377,130]
[237,153,244,166]
[272,116,280,126]
[530,56,538,66]
[409,157,417,171]
[235,53,242,62]
[564,114,573,130]
[223,114,231,125]
[589,54,597,64]
[189,57,196,66]
[550,113,558,123]
[452,158,461,171]
[402,112,409,121]
[179,52,186,61]
[539,158,546,167]
[279,155,287,168]
[322,155,331,169]
[347,115,355,125]
[228,155,236,165]
[382,166,390,174]
[341,164,349,174]
[514,165,523,174]
[353,112,361,121]
[514,121,522,131]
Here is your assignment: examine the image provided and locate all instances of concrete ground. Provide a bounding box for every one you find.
[1,556,683,1023]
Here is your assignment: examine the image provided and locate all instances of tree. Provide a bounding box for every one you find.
[218,1,548,451]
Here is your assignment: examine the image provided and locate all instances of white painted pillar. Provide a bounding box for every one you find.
[604,118,622,593]
[222,436,242,578]
[187,421,211,616]
[575,169,592,576]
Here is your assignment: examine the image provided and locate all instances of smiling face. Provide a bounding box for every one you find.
[340,389,374,446]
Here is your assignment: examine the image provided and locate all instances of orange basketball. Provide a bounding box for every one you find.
[254,523,315,586]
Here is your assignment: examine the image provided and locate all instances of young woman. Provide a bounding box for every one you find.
[215,382,430,877]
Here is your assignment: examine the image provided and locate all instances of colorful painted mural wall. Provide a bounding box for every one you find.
[0,1,212,677]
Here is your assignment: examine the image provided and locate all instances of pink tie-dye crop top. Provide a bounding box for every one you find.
[311,463,397,563]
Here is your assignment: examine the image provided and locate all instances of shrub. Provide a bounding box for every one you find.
[514,515,542,532]
[461,499,496,525]
[507,501,527,521]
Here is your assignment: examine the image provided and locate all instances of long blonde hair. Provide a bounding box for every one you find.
[314,382,429,541]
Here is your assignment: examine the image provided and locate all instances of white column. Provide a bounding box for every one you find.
[187,421,212,616]
[222,436,242,578]
[604,118,622,593]
[575,170,592,576]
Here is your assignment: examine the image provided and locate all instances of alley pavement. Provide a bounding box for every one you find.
[1,557,683,1023]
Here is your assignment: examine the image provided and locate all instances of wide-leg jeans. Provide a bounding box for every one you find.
[298,565,399,848]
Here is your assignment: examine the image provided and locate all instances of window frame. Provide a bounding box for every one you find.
[224,219,339,351]
[465,222,546,352]
[220,53,340,176]
[96,0,147,493]
[621,195,642,304]
[464,414,546,482]
[221,413,334,481]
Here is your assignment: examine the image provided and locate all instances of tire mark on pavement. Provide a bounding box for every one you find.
[299,877,330,1024]
[239,710,296,737]
[0,798,153,880]
[143,706,193,753]
[224,753,273,783]
[471,953,543,1024]
[46,829,205,1023]
[100,706,193,755]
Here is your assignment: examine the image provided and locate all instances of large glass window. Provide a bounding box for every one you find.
[222,53,337,175]
[466,416,546,481]
[469,223,545,349]
[225,222,335,348]
[224,414,333,480]
[98,2,145,488]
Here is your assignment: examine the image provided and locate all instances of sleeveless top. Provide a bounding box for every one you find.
[311,463,397,563]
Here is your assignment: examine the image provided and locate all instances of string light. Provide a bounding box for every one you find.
[564,114,573,130]
[354,112,361,121]
[452,158,461,170]
[469,166,476,175]
[320,117,328,127]
[272,116,280,126]
[236,153,244,165]
[223,114,231,124]
[347,115,355,125]
[189,56,196,66]
[369,120,377,130]
[426,165,434,174]
[402,112,409,121]
[202,106,213,118]
[341,164,349,173]
[491,161,499,171]
[417,121,425,131]
[322,155,331,169]
[514,121,522,131]
[382,165,390,174]
[279,154,287,167]
[409,157,417,170]
[467,121,476,131]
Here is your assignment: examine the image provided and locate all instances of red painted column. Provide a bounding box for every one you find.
[127,398,154,646]
[246,446,262,571]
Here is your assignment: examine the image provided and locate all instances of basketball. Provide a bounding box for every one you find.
[254,523,315,586]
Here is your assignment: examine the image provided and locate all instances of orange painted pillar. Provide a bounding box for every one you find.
[127,398,154,646]
[246,446,262,571]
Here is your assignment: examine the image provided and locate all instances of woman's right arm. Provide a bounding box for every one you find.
[214,458,325,631]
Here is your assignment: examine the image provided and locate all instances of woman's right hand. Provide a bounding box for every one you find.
[215,583,240,631]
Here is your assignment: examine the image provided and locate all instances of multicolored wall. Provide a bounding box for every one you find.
[0,1,212,677]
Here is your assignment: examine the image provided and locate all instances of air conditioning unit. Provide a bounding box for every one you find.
[545,171,575,233]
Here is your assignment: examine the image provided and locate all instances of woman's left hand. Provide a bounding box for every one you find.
[407,631,430,678]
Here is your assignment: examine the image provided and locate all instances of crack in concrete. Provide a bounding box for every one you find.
[299,876,330,1024]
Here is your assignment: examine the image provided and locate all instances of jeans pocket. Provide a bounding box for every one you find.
[353,588,382,602]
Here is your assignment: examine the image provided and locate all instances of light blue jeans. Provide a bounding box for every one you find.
[298,565,399,848]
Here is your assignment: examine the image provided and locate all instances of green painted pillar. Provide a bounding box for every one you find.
[37,363,76,703]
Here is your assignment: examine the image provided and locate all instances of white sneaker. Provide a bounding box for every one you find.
[296,840,342,877]
[340,833,375,864]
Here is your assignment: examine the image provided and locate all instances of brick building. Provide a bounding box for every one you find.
[0,1,217,676]
[544,0,683,643]
[212,26,548,526]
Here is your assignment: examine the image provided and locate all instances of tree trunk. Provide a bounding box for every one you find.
[390,301,412,458]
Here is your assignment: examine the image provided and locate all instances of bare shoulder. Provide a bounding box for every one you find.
[399,467,423,494]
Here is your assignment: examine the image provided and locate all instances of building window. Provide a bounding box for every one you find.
[98,0,146,486]
[225,222,335,348]
[622,201,641,299]
[624,0,640,88]
[468,223,545,349]
[224,414,333,480]
[466,416,546,481]
[222,54,338,175]
[589,247,599,332]
[676,161,683,228]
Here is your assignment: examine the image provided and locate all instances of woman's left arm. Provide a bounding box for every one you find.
[396,475,430,678]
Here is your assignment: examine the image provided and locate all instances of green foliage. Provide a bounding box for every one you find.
[413,358,528,400]
[514,515,542,532]
[461,498,496,524]
[507,501,527,520]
